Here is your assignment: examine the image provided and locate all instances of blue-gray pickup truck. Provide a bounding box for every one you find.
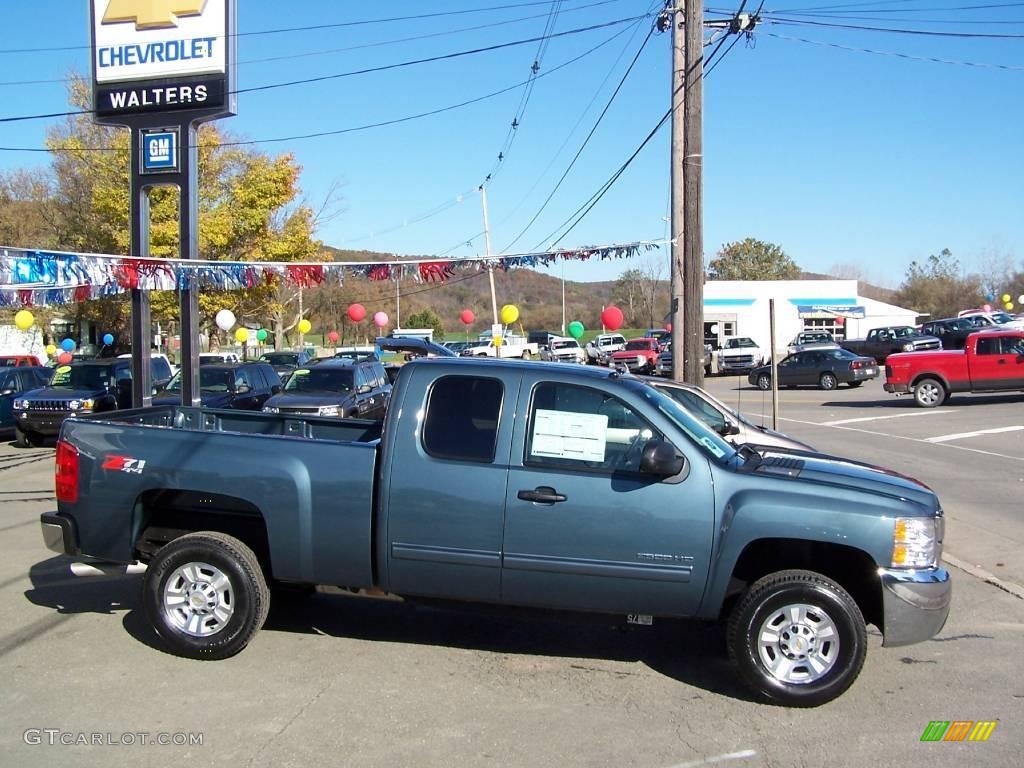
[40,358,950,706]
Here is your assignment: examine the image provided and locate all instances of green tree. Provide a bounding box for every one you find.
[894,248,982,320]
[707,238,800,280]
[405,308,446,341]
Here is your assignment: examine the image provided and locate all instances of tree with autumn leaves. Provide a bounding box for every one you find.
[0,76,334,349]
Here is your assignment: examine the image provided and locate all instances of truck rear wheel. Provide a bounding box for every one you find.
[142,531,270,660]
[913,378,945,408]
[15,426,41,448]
[727,569,867,707]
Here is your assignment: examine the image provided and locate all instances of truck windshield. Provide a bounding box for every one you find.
[630,382,736,463]
[50,365,117,390]
[166,368,233,393]
[260,353,299,366]
[552,341,578,350]
[889,327,915,338]
[285,368,354,393]
[726,338,756,348]
[625,340,651,351]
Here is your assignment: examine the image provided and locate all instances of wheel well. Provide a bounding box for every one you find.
[134,490,272,576]
[725,538,882,629]
[910,373,947,392]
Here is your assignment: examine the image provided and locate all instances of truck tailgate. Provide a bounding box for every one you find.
[58,408,378,588]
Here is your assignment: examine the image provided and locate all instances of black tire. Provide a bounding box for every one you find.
[727,569,867,707]
[521,351,531,360]
[142,531,270,660]
[847,381,863,388]
[756,374,771,391]
[913,377,946,408]
[819,372,838,391]
[15,426,40,448]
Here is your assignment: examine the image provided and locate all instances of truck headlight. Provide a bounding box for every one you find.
[78,399,95,411]
[891,516,942,568]
[902,343,915,352]
[68,400,81,410]
[318,405,340,416]
[14,399,28,410]
[263,406,279,414]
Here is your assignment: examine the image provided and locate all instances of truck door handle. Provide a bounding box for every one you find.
[998,359,1007,364]
[517,487,567,504]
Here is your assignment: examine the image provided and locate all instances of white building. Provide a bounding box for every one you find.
[703,280,918,354]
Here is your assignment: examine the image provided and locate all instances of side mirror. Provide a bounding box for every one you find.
[153,382,166,393]
[358,384,372,395]
[235,384,251,395]
[0,388,15,396]
[718,422,740,437]
[271,384,282,395]
[639,439,685,478]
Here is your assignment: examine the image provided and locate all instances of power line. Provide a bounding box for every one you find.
[0,0,628,88]
[762,29,1024,69]
[0,0,616,55]
[766,15,1024,35]
[499,21,657,252]
[0,22,634,153]
[769,2,1024,11]
[0,14,650,124]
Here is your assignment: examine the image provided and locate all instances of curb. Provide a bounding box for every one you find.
[943,552,1024,601]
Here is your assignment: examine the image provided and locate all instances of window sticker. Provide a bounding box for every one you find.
[531,409,608,462]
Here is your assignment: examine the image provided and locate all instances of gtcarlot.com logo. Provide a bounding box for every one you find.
[23,730,203,747]
[920,720,998,742]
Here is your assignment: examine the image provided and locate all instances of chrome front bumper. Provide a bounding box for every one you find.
[879,566,951,647]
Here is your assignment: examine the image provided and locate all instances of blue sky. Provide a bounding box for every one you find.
[1,1,1022,287]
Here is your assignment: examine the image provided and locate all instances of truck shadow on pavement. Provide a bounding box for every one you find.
[23,556,757,703]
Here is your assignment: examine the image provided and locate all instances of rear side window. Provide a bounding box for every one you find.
[422,376,503,463]
[976,337,1001,355]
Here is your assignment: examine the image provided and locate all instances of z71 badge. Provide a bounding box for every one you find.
[101,455,147,475]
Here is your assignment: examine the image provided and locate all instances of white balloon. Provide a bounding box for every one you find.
[215,309,236,332]
[709,324,719,334]
[1018,295,1024,305]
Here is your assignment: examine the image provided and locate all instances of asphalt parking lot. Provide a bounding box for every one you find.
[1,393,1022,767]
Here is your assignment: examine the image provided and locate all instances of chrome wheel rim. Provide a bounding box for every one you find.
[163,561,235,637]
[757,603,840,685]
[917,382,941,406]
[821,374,836,390]
[758,375,770,390]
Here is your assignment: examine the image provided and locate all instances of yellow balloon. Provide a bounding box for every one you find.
[235,328,249,343]
[500,304,519,325]
[1005,302,1015,311]
[45,344,57,356]
[1002,294,1011,303]
[14,309,34,331]
[298,319,312,335]
[492,336,503,347]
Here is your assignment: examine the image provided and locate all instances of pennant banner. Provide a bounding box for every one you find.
[0,242,663,308]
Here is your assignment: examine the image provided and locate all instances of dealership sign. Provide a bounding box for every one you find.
[90,0,235,120]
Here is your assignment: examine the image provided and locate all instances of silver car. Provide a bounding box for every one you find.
[647,378,814,451]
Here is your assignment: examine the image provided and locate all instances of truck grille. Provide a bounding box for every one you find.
[276,406,321,415]
[723,355,754,365]
[914,341,941,351]
[27,400,71,412]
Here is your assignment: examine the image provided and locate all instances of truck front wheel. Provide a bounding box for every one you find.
[142,532,270,660]
[913,378,946,408]
[727,569,867,707]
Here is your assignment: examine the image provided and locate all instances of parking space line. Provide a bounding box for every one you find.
[822,410,954,426]
[925,425,1024,443]
[778,417,1024,463]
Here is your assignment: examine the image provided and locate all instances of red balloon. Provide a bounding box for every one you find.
[57,352,73,364]
[327,330,340,343]
[460,309,475,325]
[836,317,846,326]
[664,322,672,332]
[347,303,367,323]
[601,306,624,331]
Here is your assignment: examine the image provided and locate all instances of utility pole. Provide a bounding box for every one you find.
[669,4,686,383]
[480,185,499,325]
[682,0,705,385]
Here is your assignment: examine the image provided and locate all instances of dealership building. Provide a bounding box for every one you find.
[702,279,919,353]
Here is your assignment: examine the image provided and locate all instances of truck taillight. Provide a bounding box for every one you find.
[55,440,79,504]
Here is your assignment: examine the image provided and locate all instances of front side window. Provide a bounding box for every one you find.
[526,382,660,474]
[422,376,503,463]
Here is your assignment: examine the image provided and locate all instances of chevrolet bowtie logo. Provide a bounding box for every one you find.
[102,0,208,30]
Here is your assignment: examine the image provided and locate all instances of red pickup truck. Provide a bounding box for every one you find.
[884,329,1024,407]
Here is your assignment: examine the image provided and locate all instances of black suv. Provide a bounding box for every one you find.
[919,317,979,350]
[262,359,391,420]
[13,358,170,447]
[154,362,281,410]
[258,350,313,380]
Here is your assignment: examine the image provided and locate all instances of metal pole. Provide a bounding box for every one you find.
[178,121,200,406]
[480,185,499,324]
[669,4,685,383]
[561,261,566,335]
[769,298,779,430]
[298,285,304,350]
[128,129,152,408]
[683,0,705,386]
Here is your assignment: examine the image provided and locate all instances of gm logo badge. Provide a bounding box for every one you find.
[103,0,209,30]
[141,128,179,174]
